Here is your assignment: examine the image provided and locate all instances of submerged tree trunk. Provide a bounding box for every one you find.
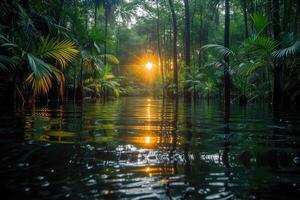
[224,0,231,117]
[168,0,178,96]
[183,0,191,100]
[77,59,84,101]
[271,0,281,110]
[73,64,77,102]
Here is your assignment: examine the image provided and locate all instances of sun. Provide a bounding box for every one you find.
[144,136,151,144]
[145,62,153,70]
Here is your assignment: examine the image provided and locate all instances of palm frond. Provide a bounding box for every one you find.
[39,36,79,69]
[94,42,101,54]
[17,5,38,37]
[201,44,234,57]
[26,53,54,94]
[244,36,277,54]
[0,34,9,43]
[281,33,295,47]
[272,40,300,60]
[251,13,268,35]
[99,54,119,64]
[0,55,19,71]
[239,60,269,75]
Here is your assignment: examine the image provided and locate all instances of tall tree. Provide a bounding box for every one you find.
[168,0,178,96]
[156,0,164,95]
[100,0,120,66]
[297,0,300,37]
[183,0,191,99]
[242,0,249,38]
[224,0,230,117]
[271,0,281,110]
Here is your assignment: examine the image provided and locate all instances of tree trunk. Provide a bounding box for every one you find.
[267,0,272,37]
[104,7,109,66]
[282,0,288,32]
[94,4,97,27]
[77,59,84,101]
[224,0,231,116]
[249,0,255,32]
[56,0,65,24]
[296,0,300,38]
[156,0,165,96]
[168,0,178,96]
[73,64,77,102]
[183,0,191,100]
[271,0,281,110]
[242,0,249,38]
[115,27,121,75]
[20,0,29,10]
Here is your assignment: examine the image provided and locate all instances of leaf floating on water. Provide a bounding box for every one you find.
[86,144,95,151]
[36,176,45,180]
[17,163,29,167]
[86,179,97,186]
[184,187,196,193]
[41,181,50,187]
[100,174,109,179]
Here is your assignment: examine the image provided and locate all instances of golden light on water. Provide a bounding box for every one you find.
[140,166,175,177]
[145,62,153,70]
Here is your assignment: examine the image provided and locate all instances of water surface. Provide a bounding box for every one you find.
[1,97,300,199]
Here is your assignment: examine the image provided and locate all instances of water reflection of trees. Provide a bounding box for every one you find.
[13,98,300,199]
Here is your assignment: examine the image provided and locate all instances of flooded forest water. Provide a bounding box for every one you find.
[1,97,300,199]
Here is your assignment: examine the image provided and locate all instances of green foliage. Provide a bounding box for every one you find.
[272,41,300,60]
[39,36,79,69]
[201,44,234,58]
[86,65,123,97]
[251,13,268,35]
[244,36,277,56]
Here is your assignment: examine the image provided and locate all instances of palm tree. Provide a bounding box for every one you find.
[0,34,78,97]
[76,42,119,100]
[86,65,122,98]
[0,2,78,105]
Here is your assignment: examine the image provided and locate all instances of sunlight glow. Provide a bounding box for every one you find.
[144,136,151,144]
[145,62,153,70]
